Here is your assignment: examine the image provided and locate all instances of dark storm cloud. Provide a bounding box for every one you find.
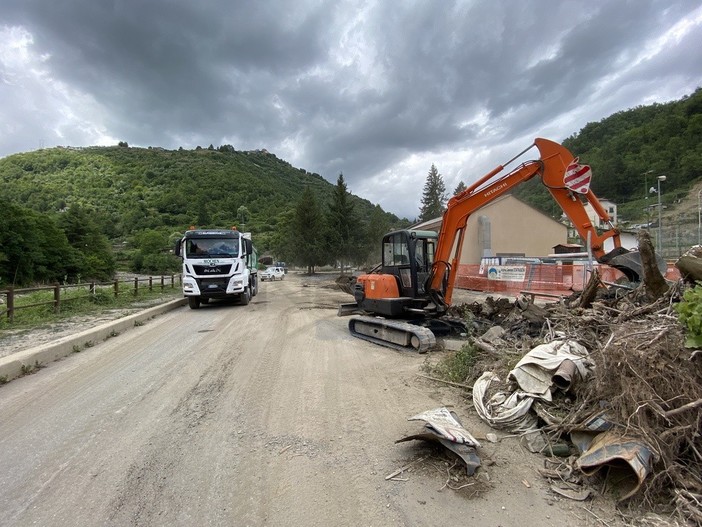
[1,0,701,218]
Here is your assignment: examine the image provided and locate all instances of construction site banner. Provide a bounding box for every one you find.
[486,265,527,282]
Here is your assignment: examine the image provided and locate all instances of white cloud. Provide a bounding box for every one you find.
[0,1,700,219]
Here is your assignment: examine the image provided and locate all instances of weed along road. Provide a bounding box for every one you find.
[0,273,616,527]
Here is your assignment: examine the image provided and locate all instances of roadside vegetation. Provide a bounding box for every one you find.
[0,145,407,288]
[0,285,181,333]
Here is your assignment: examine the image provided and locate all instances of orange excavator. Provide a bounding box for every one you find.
[338,138,664,352]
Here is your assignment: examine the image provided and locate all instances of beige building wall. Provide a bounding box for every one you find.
[416,194,568,265]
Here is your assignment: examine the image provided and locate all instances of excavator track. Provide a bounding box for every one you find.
[348,316,436,353]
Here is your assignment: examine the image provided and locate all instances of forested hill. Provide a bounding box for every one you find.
[0,144,402,247]
[513,88,702,221]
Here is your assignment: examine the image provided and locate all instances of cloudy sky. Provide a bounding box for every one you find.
[1,1,701,219]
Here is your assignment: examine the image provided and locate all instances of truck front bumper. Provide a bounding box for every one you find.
[183,275,246,297]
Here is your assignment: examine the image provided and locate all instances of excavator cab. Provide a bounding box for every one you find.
[352,230,439,317]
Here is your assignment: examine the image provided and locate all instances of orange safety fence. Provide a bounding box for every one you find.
[454,262,680,296]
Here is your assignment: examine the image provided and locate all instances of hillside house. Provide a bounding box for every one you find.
[583,198,618,228]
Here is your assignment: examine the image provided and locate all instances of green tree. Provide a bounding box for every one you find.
[196,199,211,227]
[453,181,467,196]
[326,173,356,273]
[291,187,327,274]
[237,205,251,228]
[359,205,393,266]
[57,204,115,281]
[419,164,447,222]
[270,208,296,263]
[0,200,77,286]
[130,229,177,274]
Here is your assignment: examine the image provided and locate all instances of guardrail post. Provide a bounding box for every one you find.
[54,283,61,314]
[160,275,165,290]
[90,282,96,297]
[171,274,175,288]
[7,287,14,322]
[134,277,139,296]
[114,279,119,298]
[149,276,153,292]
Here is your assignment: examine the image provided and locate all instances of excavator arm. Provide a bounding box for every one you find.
[429,138,628,306]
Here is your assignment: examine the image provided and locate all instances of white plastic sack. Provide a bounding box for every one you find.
[508,340,592,400]
[472,372,538,433]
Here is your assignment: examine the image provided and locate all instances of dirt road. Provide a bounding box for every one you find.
[0,273,620,526]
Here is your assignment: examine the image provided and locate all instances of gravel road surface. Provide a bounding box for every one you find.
[0,273,621,526]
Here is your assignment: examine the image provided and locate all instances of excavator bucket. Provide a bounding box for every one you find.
[335,275,357,296]
[600,247,666,282]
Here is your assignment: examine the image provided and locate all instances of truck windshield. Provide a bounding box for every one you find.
[186,239,239,258]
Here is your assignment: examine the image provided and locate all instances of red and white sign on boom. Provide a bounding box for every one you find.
[563,157,592,195]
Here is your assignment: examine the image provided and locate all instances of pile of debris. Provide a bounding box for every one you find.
[433,239,702,523]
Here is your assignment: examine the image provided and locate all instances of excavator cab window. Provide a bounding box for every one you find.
[414,239,435,272]
[414,238,435,294]
[383,233,410,267]
[382,232,415,294]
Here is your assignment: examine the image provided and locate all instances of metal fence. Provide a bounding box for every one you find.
[652,217,700,261]
[0,274,182,323]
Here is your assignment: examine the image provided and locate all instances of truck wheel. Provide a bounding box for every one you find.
[240,287,250,305]
[188,296,200,309]
[252,279,258,296]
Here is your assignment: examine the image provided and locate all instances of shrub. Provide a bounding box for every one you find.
[674,283,702,348]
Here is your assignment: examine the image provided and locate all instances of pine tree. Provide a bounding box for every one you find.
[418,164,447,222]
[326,173,356,273]
[291,187,328,274]
[453,181,467,196]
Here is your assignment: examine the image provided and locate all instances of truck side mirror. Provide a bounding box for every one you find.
[244,239,253,256]
[174,240,182,257]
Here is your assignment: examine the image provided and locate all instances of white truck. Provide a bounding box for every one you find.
[174,228,258,309]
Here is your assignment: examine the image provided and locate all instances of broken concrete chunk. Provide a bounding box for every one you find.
[480,325,506,345]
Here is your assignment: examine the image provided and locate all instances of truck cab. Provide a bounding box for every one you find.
[175,228,258,309]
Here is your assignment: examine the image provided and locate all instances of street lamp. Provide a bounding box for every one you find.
[642,170,653,227]
[657,175,666,254]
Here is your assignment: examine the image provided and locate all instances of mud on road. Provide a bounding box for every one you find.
[0,272,624,526]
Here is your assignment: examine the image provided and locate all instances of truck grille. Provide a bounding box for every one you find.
[193,264,232,275]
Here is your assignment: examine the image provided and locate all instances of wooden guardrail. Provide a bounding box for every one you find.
[0,274,182,323]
